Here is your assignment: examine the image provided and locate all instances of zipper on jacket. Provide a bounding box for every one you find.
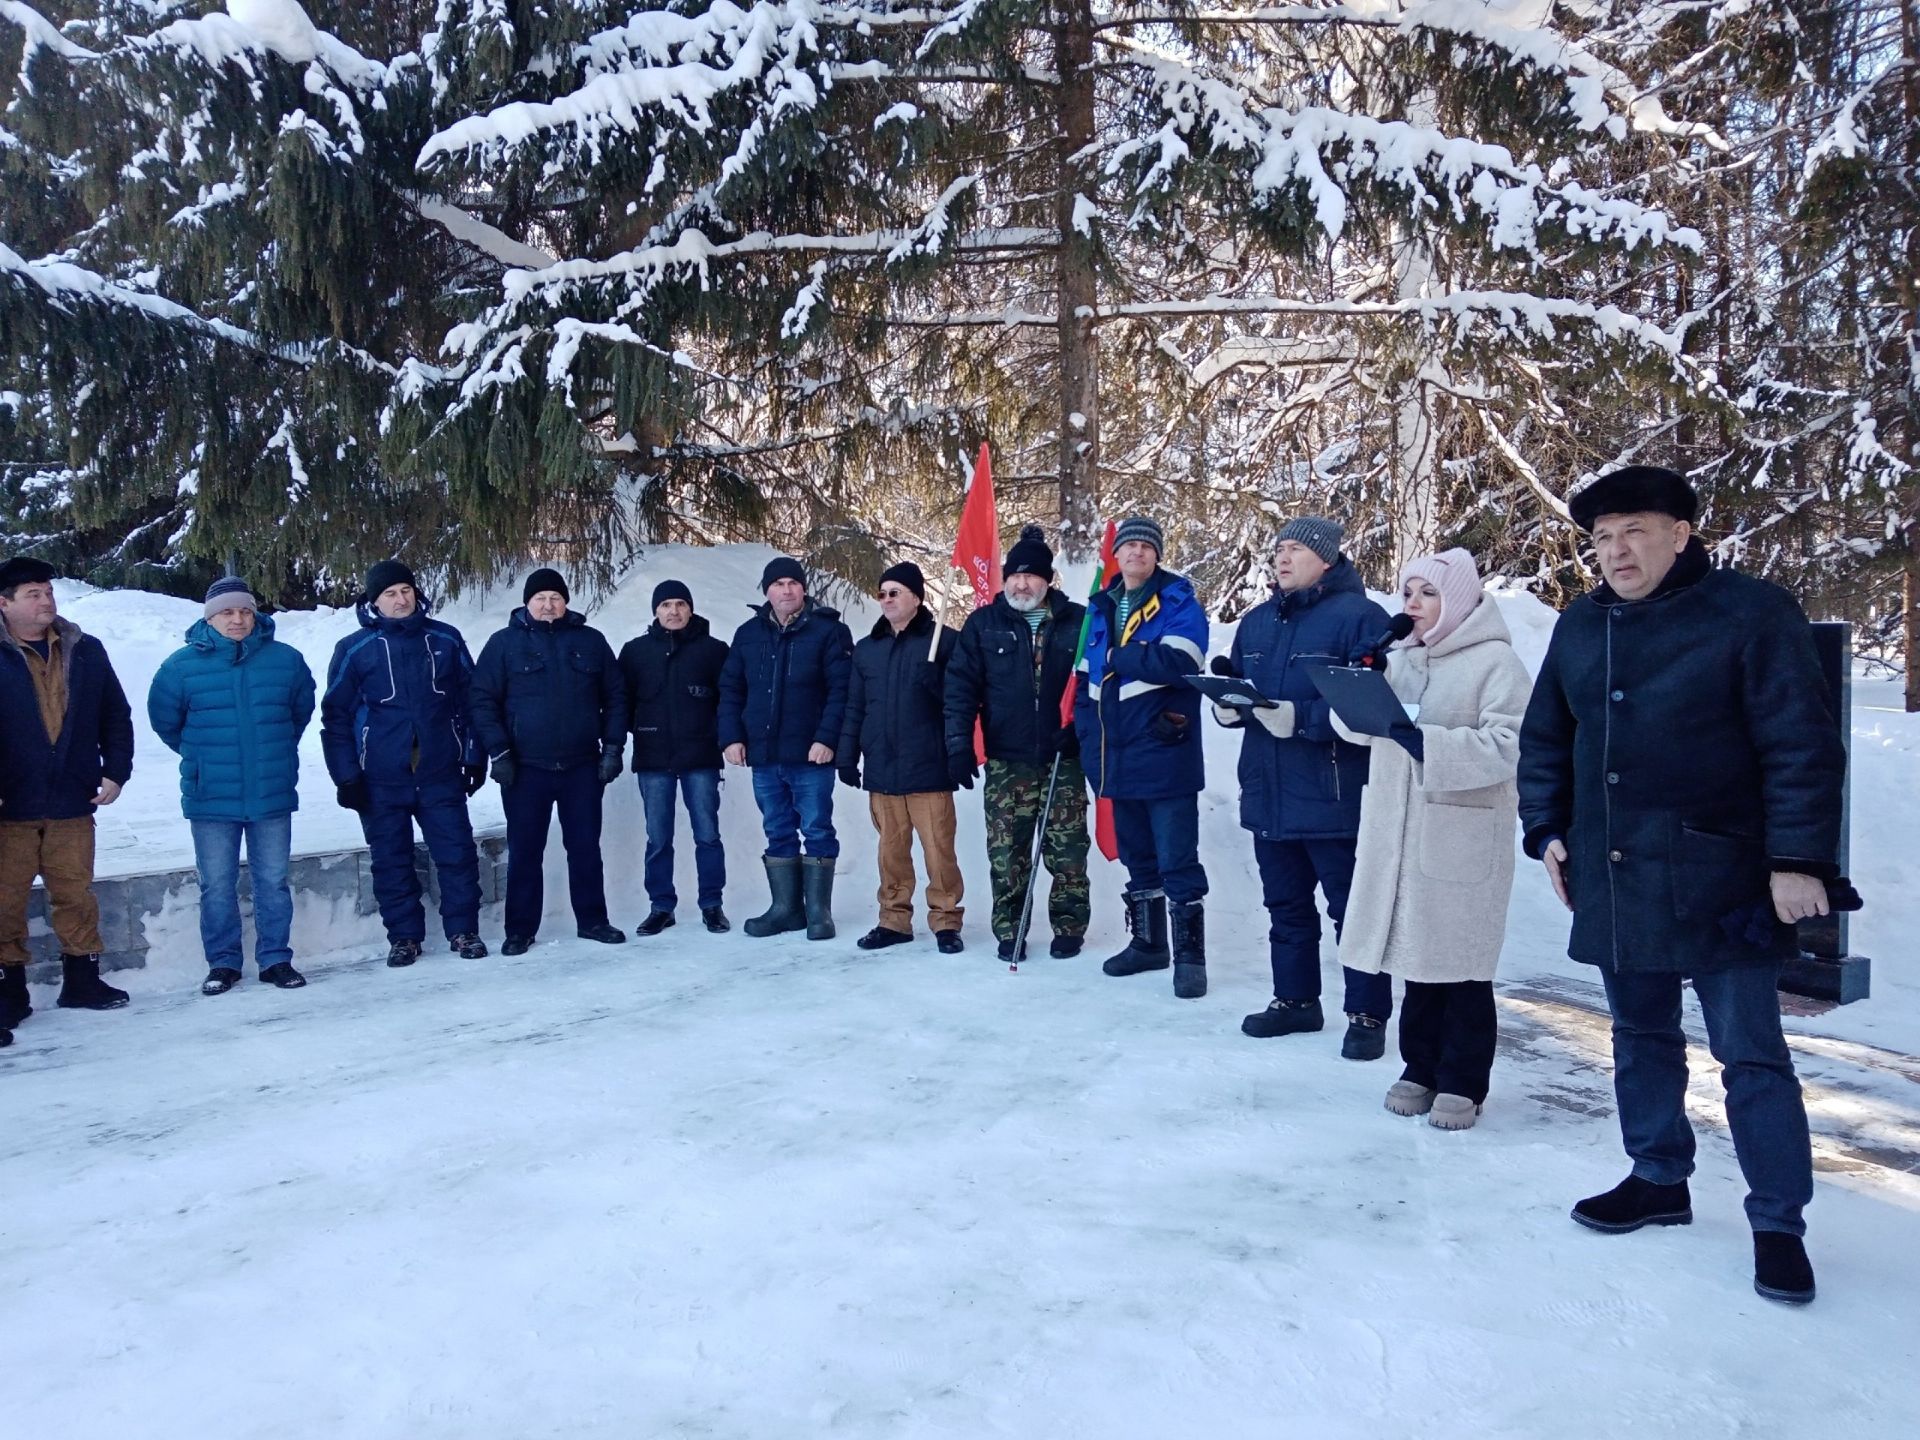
[1604,608,1618,971]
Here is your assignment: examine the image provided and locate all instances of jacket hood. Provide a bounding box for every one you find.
[185,611,278,657]
[1275,556,1365,612]
[511,606,587,632]
[1419,587,1511,659]
[867,606,937,641]
[647,613,712,642]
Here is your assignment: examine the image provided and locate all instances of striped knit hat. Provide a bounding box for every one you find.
[1399,548,1484,649]
[204,575,258,620]
[1113,515,1164,559]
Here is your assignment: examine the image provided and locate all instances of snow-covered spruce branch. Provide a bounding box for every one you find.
[1,0,99,91]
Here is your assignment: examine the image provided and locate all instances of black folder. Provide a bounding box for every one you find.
[1306,664,1415,738]
[1184,673,1282,710]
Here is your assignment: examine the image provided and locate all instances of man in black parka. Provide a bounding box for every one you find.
[620,580,732,936]
[1518,466,1846,1306]
[837,562,967,953]
[471,568,628,954]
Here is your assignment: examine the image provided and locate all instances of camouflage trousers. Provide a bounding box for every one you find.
[983,757,1091,942]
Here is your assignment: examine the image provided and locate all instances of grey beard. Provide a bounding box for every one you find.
[1005,590,1044,613]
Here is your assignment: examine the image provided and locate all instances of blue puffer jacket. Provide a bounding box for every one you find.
[320,600,479,789]
[0,618,135,820]
[1226,558,1390,840]
[470,608,626,772]
[147,614,317,821]
[717,599,855,767]
[1074,567,1209,799]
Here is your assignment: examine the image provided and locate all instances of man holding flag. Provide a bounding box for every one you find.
[944,525,1091,961]
[1075,516,1211,999]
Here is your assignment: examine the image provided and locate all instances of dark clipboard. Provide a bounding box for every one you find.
[1306,664,1413,737]
[1184,673,1281,710]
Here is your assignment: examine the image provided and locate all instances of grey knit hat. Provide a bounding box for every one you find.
[1113,515,1164,559]
[204,575,258,620]
[1274,516,1343,567]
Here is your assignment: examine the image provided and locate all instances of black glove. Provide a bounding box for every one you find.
[947,750,979,790]
[1049,722,1079,760]
[463,762,488,797]
[838,764,862,790]
[597,750,623,785]
[336,777,371,813]
[1148,711,1191,745]
[1388,724,1425,762]
[492,754,518,789]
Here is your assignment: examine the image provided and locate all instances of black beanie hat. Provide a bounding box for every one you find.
[652,579,693,610]
[1567,465,1699,532]
[1003,524,1053,580]
[878,561,926,601]
[760,556,807,593]
[363,559,417,603]
[0,556,56,591]
[523,567,570,604]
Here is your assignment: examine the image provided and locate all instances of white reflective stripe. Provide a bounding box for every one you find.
[1161,634,1203,665]
[1117,679,1167,702]
[1085,680,1102,701]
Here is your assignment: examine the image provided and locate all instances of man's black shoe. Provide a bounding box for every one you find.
[501,935,533,957]
[1241,998,1324,1038]
[452,933,489,959]
[856,926,913,951]
[259,962,307,989]
[578,923,627,944]
[935,930,964,954]
[701,908,730,933]
[201,968,241,996]
[1049,934,1084,959]
[1753,1232,1815,1304]
[1571,1176,1694,1234]
[636,912,675,937]
[386,940,422,968]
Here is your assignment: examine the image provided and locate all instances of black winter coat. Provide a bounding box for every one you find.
[1227,559,1390,841]
[943,589,1084,767]
[717,599,855,767]
[619,616,729,773]
[1517,541,1846,974]
[0,619,134,820]
[840,609,960,795]
[470,609,626,772]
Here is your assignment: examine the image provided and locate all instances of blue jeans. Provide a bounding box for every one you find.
[750,764,838,859]
[637,769,725,911]
[191,815,294,975]
[1110,795,1206,905]
[1254,836,1390,1020]
[502,761,607,938]
[1601,963,1814,1235]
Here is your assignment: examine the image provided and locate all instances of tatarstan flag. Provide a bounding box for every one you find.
[1062,520,1119,861]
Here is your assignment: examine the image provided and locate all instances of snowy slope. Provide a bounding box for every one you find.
[7,552,1918,1437]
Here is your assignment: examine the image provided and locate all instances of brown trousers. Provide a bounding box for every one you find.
[0,816,104,965]
[869,791,964,933]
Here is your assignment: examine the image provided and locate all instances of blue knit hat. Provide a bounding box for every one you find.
[204,575,258,620]
[1113,515,1164,559]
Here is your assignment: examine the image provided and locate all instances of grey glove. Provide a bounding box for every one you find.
[1210,701,1247,728]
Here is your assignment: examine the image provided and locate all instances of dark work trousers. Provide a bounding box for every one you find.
[1397,979,1498,1103]
[1253,836,1390,1021]
[1110,795,1207,904]
[502,761,609,939]
[362,777,481,943]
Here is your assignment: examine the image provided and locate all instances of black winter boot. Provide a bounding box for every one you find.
[802,856,837,942]
[386,939,422,968]
[0,1025,10,1047]
[1341,1014,1387,1061]
[857,926,913,950]
[201,967,242,996]
[1571,1175,1693,1234]
[56,954,129,1010]
[1753,1232,1816,1304]
[1242,998,1324,1038]
[1102,889,1170,976]
[0,962,32,1029]
[1170,900,1207,999]
[745,857,806,937]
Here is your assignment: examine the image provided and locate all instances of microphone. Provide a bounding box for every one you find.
[1355,613,1415,669]
[1210,655,1237,677]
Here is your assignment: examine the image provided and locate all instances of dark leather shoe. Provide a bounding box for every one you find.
[258,962,306,990]
[201,968,241,996]
[1241,998,1324,1038]
[578,923,627,944]
[451,933,489,960]
[856,926,913,951]
[501,936,533,956]
[386,940,422,968]
[1571,1176,1694,1234]
[935,930,963,954]
[1753,1232,1815,1304]
[701,907,730,933]
[635,912,675,937]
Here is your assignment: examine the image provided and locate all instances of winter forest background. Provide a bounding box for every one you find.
[1,1,1914,701]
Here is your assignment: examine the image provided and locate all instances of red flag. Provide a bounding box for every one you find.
[1059,521,1120,861]
[950,443,1000,762]
[950,442,1001,610]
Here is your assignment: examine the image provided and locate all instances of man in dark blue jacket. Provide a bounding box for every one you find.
[837,562,966,954]
[1074,516,1211,999]
[1216,517,1393,1057]
[1519,466,1844,1305]
[471,568,627,956]
[717,557,855,942]
[620,579,731,937]
[321,560,488,968]
[0,556,136,1027]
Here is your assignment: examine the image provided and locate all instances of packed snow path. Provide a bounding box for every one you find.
[4,920,1917,1438]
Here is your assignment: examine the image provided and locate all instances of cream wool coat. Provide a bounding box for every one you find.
[1335,596,1534,983]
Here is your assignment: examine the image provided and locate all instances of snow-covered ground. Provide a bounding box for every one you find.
[5,550,1917,1437]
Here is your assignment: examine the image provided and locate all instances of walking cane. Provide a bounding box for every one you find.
[1008,749,1065,971]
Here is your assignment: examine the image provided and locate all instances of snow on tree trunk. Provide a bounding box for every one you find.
[1055,4,1099,563]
